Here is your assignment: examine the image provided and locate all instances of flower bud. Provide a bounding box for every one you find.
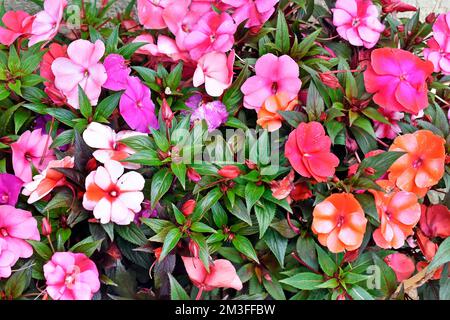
[181,199,196,216]
[161,98,174,128]
[188,239,199,258]
[425,13,436,24]
[364,167,376,176]
[218,165,241,179]
[41,217,52,236]
[245,159,257,170]
[397,24,404,32]
[318,72,341,89]
[187,167,201,183]
[343,249,359,263]
[154,247,162,261]
[86,157,98,172]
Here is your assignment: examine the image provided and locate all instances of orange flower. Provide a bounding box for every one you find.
[388,130,446,198]
[312,193,367,253]
[370,180,421,249]
[257,92,297,132]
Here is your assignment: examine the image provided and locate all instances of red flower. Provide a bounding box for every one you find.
[290,182,312,201]
[384,253,415,282]
[285,122,339,182]
[419,204,450,239]
[218,165,241,179]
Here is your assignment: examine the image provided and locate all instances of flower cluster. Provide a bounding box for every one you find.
[0,0,448,301]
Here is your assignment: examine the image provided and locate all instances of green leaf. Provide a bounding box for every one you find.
[166,62,183,89]
[132,66,157,83]
[295,29,321,58]
[70,236,103,257]
[8,45,20,73]
[51,129,74,149]
[278,110,307,127]
[232,235,259,263]
[263,277,286,300]
[172,204,186,225]
[27,240,52,260]
[358,151,405,180]
[350,126,377,154]
[171,162,186,189]
[353,116,375,137]
[305,82,324,121]
[190,232,210,272]
[439,264,450,300]
[190,222,216,233]
[315,244,338,277]
[347,285,374,300]
[296,235,319,271]
[245,182,264,212]
[280,272,324,290]
[229,198,252,225]
[77,86,92,119]
[263,228,287,268]
[168,273,190,300]
[151,128,170,152]
[150,168,174,208]
[4,260,33,298]
[45,108,77,127]
[275,10,290,54]
[362,107,390,125]
[160,227,182,261]
[56,228,72,251]
[372,253,397,296]
[191,187,223,221]
[106,26,119,54]
[118,42,146,59]
[254,201,275,238]
[141,218,175,234]
[126,149,162,166]
[428,237,450,273]
[14,108,30,134]
[355,193,379,224]
[115,224,147,246]
[93,92,122,121]
[211,202,228,228]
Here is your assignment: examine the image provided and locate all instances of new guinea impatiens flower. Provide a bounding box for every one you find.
[419,204,450,239]
[119,76,159,133]
[0,11,33,46]
[0,173,23,206]
[424,13,450,75]
[312,193,367,253]
[40,43,67,106]
[11,129,56,183]
[370,180,421,249]
[222,0,279,29]
[193,50,235,97]
[181,256,243,296]
[388,130,446,198]
[83,122,146,169]
[102,54,131,91]
[332,0,385,49]
[285,122,339,182]
[137,0,189,31]
[363,48,434,115]
[257,92,298,132]
[22,156,74,204]
[373,109,404,139]
[29,0,67,46]
[83,160,145,225]
[241,53,301,111]
[384,253,415,282]
[184,11,236,61]
[0,205,40,278]
[52,39,107,109]
[186,94,229,132]
[43,252,100,300]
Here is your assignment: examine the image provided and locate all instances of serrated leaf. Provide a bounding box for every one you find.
[168,273,190,300]
[159,227,182,261]
[150,168,174,208]
[232,234,259,263]
[280,272,324,290]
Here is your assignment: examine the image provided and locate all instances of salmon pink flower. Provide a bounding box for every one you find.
[285,122,339,182]
[0,205,40,278]
[370,180,421,249]
[43,252,100,300]
[373,109,404,139]
[182,257,243,293]
[416,228,438,261]
[83,160,145,225]
[364,48,434,114]
[419,204,450,239]
[29,0,67,46]
[119,76,159,133]
[184,11,236,61]
[193,51,235,97]
[388,130,446,198]
[0,11,33,46]
[241,54,301,111]
[312,193,367,253]
[52,39,107,109]
[0,174,23,206]
[11,129,56,183]
[270,170,295,201]
[83,122,146,169]
[257,92,298,132]
[424,13,450,75]
[222,0,278,29]
[384,253,415,282]
[40,43,67,106]
[332,0,385,48]
[22,156,74,204]
[103,54,131,91]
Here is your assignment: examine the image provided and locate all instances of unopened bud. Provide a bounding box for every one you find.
[397,25,404,32]
[318,72,341,89]
[364,167,376,176]
[86,157,98,172]
[218,165,241,179]
[187,167,201,183]
[41,217,52,236]
[426,13,436,24]
[154,247,162,261]
[161,98,174,128]
[245,159,257,170]
[188,239,199,258]
[181,199,196,216]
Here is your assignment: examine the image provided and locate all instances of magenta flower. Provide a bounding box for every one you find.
[103,54,131,91]
[184,11,236,61]
[44,252,100,300]
[424,13,450,75]
[374,109,404,139]
[223,0,279,29]
[0,205,40,279]
[241,53,301,111]
[0,174,23,206]
[52,39,107,109]
[187,94,229,132]
[193,51,235,97]
[119,76,159,133]
[29,0,67,47]
[332,0,385,49]
[0,11,33,46]
[11,129,56,183]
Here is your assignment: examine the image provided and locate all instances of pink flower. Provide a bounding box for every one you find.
[419,204,450,239]
[52,39,107,109]
[119,76,159,133]
[332,0,385,49]
[424,13,450,75]
[182,256,243,292]
[43,252,100,300]
[133,34,160,56]
[29,0,67,47]
[137,0,190,32]
[40,43,67,106]
[384,253,415,282]
[83,160,145,225]
[374,109,404,139]
[0,205,40,279]
[241,53,301,111]
[193,51,235,97]
[0,173,23,206]
[380,0,417,13]
[223,0,279,29]
[364,48,434,114]
[103,54,131,91]
[11,129,56,183]
[184,11,236,61]
[22,156,74,204]
[82,122,145,169]
[0,11,33,46]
